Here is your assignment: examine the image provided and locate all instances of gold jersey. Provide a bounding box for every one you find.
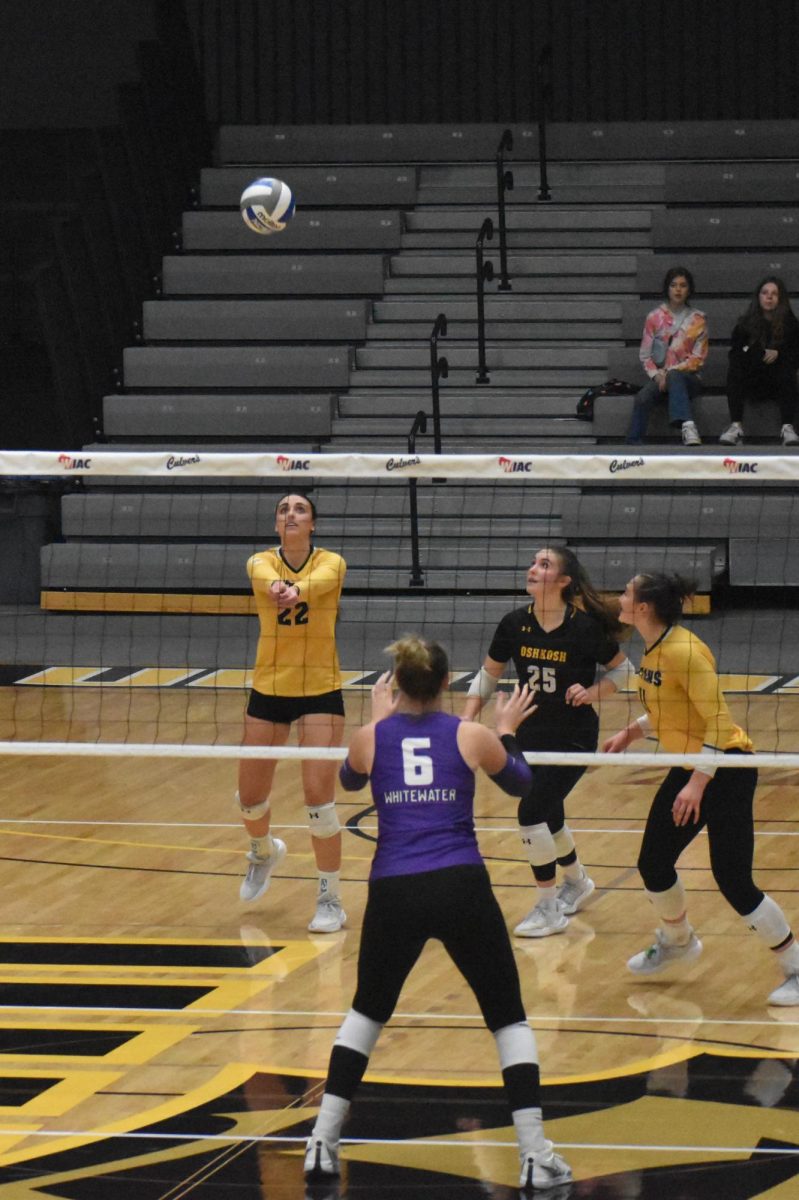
[637,625,752,754]
[247,545,346,696]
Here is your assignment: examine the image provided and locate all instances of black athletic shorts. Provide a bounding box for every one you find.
[246,688,345,724]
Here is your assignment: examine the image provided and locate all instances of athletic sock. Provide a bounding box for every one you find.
[249,834,275,860]
[317,871,341,901]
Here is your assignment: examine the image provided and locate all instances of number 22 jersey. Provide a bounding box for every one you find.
[487,603,619,750]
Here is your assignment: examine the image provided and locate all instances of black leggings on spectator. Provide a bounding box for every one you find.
[726,359,798,425]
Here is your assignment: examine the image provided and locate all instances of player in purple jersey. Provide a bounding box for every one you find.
[304,636,572,1193]
[464,547,633,938]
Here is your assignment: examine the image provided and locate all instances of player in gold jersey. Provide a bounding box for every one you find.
[604,572,799,1005]
[237,493,347,933]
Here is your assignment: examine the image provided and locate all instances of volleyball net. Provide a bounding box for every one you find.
[1,448,799,770]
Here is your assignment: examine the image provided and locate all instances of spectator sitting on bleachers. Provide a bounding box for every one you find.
[719,276,799,447]
[626,266,708,446]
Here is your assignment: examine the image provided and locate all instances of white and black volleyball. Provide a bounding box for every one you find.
[239,177,296,234]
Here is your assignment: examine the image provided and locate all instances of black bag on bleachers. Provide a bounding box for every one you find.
[576,378,638,421]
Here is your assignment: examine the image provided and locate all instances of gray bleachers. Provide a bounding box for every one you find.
[182,210,403,252]
[561,492,799,539]
[605,347,727,387]
[123,346,351,389]
[665,162,799,204]
[729,539,799,585]
[42,539,719,593]
[218,122,799,165]
[60,492,563,541]
[200,166,418,207]
[142,299,369,343]
[575,394,738,441]
[162,254,387,296]
[402,208,651,251]
[621,298,742,340]
[652,209,799,249]
[102,394,334,438]
[637,255,799,295]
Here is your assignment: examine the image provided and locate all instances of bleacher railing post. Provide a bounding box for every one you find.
[496,128,514,291]
[537,45,553,202]
[475,218,494,385]
[429,313,448,454]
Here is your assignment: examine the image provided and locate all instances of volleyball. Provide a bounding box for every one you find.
[239,177,296,234]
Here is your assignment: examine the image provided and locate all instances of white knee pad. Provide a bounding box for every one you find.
[551,824,576,859]
[494,1021,538,1070]
[519,823,557,867]
[307,801,341,839]
[236,790,270,821]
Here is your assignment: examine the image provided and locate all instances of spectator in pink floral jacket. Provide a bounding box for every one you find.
[626,266,708,446]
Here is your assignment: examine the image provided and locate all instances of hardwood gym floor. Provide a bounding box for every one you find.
[0,683,797,1198]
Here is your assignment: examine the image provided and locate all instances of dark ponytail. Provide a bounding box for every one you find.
[547,546,624,638]
[633,572,696,625]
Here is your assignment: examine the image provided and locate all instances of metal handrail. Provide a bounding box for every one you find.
[496,128,514,290]
[536,44,553,202]
[407,410,427,586]
[475,218,494,385]
[429,313,448,454]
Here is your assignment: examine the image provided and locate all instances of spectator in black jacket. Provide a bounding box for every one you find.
[720,276,799,446]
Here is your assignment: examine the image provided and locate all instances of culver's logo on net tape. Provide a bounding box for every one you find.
[58,455,92,470]
[385,455,421,472]
[498,456,532,473]
[166,454,201,470]
[276,455,311,471]
[608,457,645,474]
[723,457,759,474]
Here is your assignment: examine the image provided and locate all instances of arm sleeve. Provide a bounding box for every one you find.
[681,647,739,750]
[293,553,347,604]
[488,734,533,797]
[339,757,369,791]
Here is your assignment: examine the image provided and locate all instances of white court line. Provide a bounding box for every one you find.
[0,818,796,838]
[0,1128,795,1156]
[0,1004,795,1027]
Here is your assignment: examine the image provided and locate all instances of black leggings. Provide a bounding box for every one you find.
[353,865,526,1031]
[637,760,762,916]
[726,358,798,426]
[518,763,586,834]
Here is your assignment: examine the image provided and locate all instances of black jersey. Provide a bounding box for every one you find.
[487,603,619,751]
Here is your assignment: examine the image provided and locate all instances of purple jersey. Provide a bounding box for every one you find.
[368,710,483,880]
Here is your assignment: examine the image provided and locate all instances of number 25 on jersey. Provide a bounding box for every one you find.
[527,665,556,693]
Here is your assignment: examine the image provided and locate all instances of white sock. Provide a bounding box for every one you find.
[249,834,275,860]
[512,1107,550,1159]
[536,883,558,909]
[311,1092,350,1145]
[647,881,691,944]
[775,939,799,976]
[318,871,340,901]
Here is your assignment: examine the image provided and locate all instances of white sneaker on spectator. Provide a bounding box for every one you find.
[781,423,799,445]
[681,420,701,446]
[308,896,347,933]
[239,839,286,902]
[627,929,702,975]
[556,871,595,915]
[719,421,744,445]
[519,1143,573,1190]
[767,973,799,1006]
[514,901,568,938]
